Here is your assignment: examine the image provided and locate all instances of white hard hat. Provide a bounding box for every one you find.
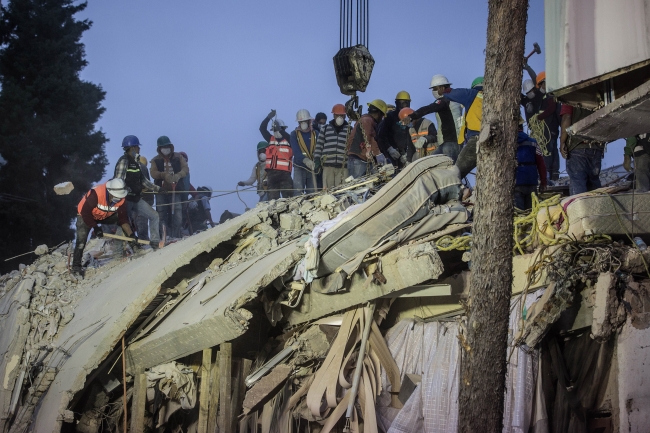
[296,109,312,122]
[522,79,535,94]
[106,178,128,198]
[429,74,452,89]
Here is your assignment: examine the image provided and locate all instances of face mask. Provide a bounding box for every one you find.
[300,121,309,131]
[335,116,345,126]
[432,89,442,99]
[160,148,171,156]
[273,131,282,139]
[258,153,267,162]
[526,90,535,99]
[539,87,546,94]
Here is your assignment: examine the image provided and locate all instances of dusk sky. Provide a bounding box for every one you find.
[77,0,625,215]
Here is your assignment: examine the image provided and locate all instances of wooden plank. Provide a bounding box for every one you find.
[230,359,242,433]
[197,348,213,433]
[129,372,148,433]
[218,343,232,433]
[207,351,220,433]
[229,358,251,432]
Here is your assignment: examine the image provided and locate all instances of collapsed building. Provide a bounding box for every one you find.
[1,154,649,433]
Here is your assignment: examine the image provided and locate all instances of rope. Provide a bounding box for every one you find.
[236,185,250,211]
[435,235,472,251]
[527,114,550,156]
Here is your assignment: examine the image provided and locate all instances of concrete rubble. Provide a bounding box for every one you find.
[1,155,650,432]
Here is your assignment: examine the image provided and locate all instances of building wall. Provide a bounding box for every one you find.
[616,319,650,432]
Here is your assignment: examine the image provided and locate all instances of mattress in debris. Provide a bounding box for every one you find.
[317,155,462,276]
[565,192,650,239]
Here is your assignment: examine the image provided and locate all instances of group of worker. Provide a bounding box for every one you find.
[71,135,215,275]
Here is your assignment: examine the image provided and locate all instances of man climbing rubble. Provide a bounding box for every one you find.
[113,135,162,250]
[624,133,650,192]
[346,99,388,178]
[443,76,484,178]
[150,135,189,238]
[238,141,269,202]
[377,91,413,167]
[188,186,216,233]
[71,179,137,275]
[399,107,438,162]
[400,74,463,162]
[515,118,547,210]
[291,109,319,195]
[314,104,350,189]
[259,110,294,200]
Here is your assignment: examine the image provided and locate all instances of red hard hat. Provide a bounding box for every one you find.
[332,104,346,115]
[398,107,414,121]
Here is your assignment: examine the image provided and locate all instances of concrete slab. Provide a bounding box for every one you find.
[32,211,264,433]
[617,319,650,432]
[126,241,303,371]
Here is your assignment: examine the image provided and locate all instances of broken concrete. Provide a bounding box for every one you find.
[624,280,650,330]
[53,182,74,195]
[591,272,626,341]
[242,364,292,415]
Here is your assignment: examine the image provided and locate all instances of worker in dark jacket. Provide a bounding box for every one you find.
[377,91,412,166]
[135,155,155,242]
[71,179,137,275]
[515,121,547,210]
[150,136,189,238]
[347,99,387,178]
[113,135,162,249]
[401,75,462,162]
[314,104,350,189]
[259,110,294,199]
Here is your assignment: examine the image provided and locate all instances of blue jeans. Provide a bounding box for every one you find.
[347,156,368,179]
[129,199,160,244]
[293,165,315,195]
[514,185,537,211]
[157,191,183,238]
[566,148,603,196]
[456,134,479,179]
[432,141,462,163]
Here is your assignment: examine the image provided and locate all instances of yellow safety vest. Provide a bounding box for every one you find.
[458,91,483,144]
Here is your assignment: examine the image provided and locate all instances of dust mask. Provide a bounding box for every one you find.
[300,121,309,132]
[160,148,171,156]
[526,90,535,99]
[432,89,442,99]
[539,87,547,94]
[258,153,267,162]
[335,117,344,126]
[273,131,282,139]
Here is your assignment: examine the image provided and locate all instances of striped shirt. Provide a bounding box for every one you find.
[314,121,350,167]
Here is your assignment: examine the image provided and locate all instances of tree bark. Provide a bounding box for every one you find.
[457,0,528,431]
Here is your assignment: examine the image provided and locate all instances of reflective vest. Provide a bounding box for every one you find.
[516,141,538,186]
[77,183,125,221]
[409,119,436,152]
[265,136,293,172]
[116,154,143,202]
[458,91,483,144]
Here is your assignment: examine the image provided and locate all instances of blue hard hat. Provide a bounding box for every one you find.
[122,135,141,148]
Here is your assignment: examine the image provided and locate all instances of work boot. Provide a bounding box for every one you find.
[70,249,84,277]
[150,240,160,251]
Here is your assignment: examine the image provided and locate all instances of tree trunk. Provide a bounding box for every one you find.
[457,0,528,431]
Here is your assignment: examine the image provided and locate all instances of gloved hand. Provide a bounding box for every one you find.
[400,116,411,126]
[171,173,182,183]
[314,157,322,171]
[129,235,139,249]
[376,154,387,165]
[624,154,633,172]
[387,146,401,160]
[414,137,427,149]
[400,154,408,164]
[268,109,277,119]
[237,181,246,187]
[303,158,315,170]
[94,226,103,238]
[163,173,175,184]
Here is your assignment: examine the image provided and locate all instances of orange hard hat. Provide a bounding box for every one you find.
[332,104,346,115]
[398,107,414,121]
[536,71,546,87]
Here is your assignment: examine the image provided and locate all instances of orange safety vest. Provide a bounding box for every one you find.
[265,136,293,172]
[409,118,437,153]
[77,183,126,221]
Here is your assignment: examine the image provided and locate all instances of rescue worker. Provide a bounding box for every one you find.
[238,141,269,202]
[259,110,294,200]
[188,186,216,233]
[71,179,137,275]
[624,133,650,192]
[347,99,387,178]
[113,135,162,249]
[314,104,350,189]
[521,67,561,182]
[377,91,412,166]
[150,135,189,238]
[135,155,155,242]
[515,119,547,210]
[443,76,484,178]
[560,105,605,196]
[291,109,319,195]
[399,108,437,162]
[400,75,462,162]
[313,112,328,132]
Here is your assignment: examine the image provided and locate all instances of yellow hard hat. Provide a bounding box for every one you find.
[139,155,148,165]
[367,99,388,115]
[395,90,411,101]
